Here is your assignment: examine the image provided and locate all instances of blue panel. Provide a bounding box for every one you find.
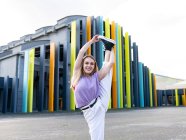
[146,68,150,107]
[91,16,96,58]
[133,43,139,107]
[163,90,168,106]
[38,45,45,111]
[22,50,29,112]
[2,76,8,113]
[11,77,18,113]
[95,16,104,69]
[54,43,60,111]
[63,35,70,111]
[138,62,144,107]
[0,77,4,88]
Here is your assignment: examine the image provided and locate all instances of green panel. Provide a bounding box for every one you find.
[118,25,123,108]
[116,24,121,108]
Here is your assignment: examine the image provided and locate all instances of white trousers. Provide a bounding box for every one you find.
[82,68,112,140]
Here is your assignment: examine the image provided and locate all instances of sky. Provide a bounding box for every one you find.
[0,0,186,79]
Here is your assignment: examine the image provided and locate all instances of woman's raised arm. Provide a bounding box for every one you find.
[73,35,99,73]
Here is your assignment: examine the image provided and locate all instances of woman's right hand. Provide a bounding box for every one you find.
[91,35,99,43]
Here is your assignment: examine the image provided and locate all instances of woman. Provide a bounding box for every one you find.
[71,35,115,140]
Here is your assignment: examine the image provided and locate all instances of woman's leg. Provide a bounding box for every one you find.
[83,98,105,140]
[83,49,114,140]
[99,49,113,111]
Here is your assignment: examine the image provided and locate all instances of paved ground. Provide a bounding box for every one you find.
[0,107,186,140]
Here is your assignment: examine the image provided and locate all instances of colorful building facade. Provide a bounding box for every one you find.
[0,15,158,113]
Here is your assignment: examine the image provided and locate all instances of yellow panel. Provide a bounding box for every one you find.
[104,18,112,109]
[111,21,117,109]
[70,21,76,110]
[105,18,110,38]
[149,70,153,107]
[27,49,35,113]
[175,89,179,106]
[125,32,131,108]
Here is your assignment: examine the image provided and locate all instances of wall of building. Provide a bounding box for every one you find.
[0,55,17,77]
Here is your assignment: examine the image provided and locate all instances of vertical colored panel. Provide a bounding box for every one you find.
[105,18,112,109]
[133,43,139,107]
[105,18,110,38]
[143,65,147,107]
[111,21,117,109]
[54,43,60,111]
[91,16,96,57]
[76,20,81,57]
[184,89,186,106]
[171,90,175,106]
[151,73,155,106]
[39,45,45,112]
[63,42,70,111]
[2,76,8,113]
[11,77,18,113]
[86,16,91,55]
[138,62,144,107]
[125,32,131,108]
[153,75,157,107]
[48,43,55,112]
[159,90,163,106]
[27,49,35,113]
[116,24,121,108]
[175,89,179,106]
[118,25,123,108]
[129,36,134,107]
[70,21,76,110]
[82,18,87,46]
[95,16,104,69]
[149,69,153,107]
[182,89,186,106]
[164,90,167,106]
[22,50,29,112]
[121,28,125,108]
[145,67,150,107]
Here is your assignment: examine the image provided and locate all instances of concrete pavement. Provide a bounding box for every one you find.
[0,107,186,140]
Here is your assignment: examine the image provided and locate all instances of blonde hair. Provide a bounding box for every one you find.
[71,55,98,88]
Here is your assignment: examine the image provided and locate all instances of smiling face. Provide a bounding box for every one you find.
[83,57,95,75]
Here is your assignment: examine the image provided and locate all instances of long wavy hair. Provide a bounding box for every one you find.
[71,55,98,88]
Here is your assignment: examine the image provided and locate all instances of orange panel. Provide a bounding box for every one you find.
[86,16,91,55]
[48,42,55,112]
[153,75,157,107]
